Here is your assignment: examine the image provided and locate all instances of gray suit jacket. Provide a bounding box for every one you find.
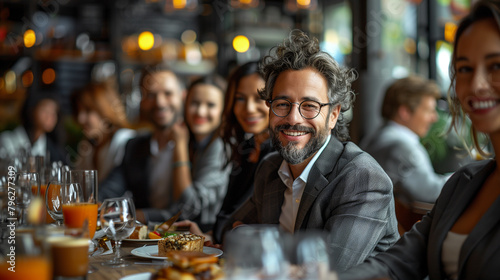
[340,159,499,280]
[362,122,449,203]
[225,136,399,271]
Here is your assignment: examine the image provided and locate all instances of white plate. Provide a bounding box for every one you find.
[123,238,159,242]
[131,245,223,260]
[120,272,152,280]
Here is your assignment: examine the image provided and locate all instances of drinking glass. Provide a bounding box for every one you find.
[224,225,290,280]
[45,166,70,225]
[289,231,337,280]
[14,172,40,226]
[62,170,98,239]
[0,232,52,280]
[99,197,136,267]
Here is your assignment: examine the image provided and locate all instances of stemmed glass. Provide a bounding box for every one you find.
[45,166,70,226]
[14,172,40,226]
[290,231,337,280]
[99,197,136,267]
[224,225,290,280]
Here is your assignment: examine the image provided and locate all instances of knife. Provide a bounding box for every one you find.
[156,210,182,233]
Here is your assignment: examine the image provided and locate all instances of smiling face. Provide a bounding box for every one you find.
[232,73,268,135]
[140,71,184,130]
[455,18,500,137]
[185,84,224,141]
[269,68,340,165]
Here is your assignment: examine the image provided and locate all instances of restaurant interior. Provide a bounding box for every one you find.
[0,0,486,279]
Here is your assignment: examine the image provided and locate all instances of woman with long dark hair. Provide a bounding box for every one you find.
[0,93,66,165]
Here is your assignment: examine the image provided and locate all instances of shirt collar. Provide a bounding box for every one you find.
[388,120,420,143]
[150,138,175,156]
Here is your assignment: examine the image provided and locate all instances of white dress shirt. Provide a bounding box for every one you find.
[278,134,331,233]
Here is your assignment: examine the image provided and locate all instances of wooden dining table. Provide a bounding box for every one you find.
[88,240,169,280]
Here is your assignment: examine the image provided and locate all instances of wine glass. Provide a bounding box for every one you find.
[14,172,40,226]
[289,231,337,280]
[45,166,70,225]
[99,197,136,267]
[224,225,290,280]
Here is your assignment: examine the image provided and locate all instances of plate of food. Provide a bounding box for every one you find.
[150,251,224,280]
[131,245,223,260]
[131,233,223,260]
[124,222,189,242]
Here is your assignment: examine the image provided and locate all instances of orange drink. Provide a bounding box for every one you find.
[0,256,52,280]
[47,236,89,277]
[62,203,98,239]
[31,184,56,223]
[31,184,46,196]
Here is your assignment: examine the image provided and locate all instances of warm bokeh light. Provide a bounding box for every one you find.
[5,71,16,94]
[297,0,311,7]
[24,29,36,48]
[444,22,457,43]
[22,70,34,87]
[0,77,4,91]
[173,0,186,9]
[239,0,253,4]
[42,68,56,85]
[138,31,155,51]
[181,30,197,44]
[202,41,218,58]
[404,38,417,54]
[233,35,250,53]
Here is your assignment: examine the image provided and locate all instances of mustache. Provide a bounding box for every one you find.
[274,124,315,134]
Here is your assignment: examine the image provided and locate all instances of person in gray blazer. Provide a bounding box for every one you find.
[340,1,500,279]
[223,30,399,272]
[361,76,450,203]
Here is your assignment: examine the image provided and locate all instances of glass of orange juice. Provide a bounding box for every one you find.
[0,233,52,280]
[61,170,98,239]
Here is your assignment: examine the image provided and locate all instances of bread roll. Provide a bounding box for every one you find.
[128,225,148,239]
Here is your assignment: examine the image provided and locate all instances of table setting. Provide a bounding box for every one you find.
[0,164,340,280]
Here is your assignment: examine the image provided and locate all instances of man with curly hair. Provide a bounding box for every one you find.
[223,30,399,271]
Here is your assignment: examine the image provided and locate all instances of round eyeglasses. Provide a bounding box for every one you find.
[267,99,334,119]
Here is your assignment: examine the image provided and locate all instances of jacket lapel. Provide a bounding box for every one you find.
[295,137,344,231]
[262,175,287,224]
[457,161,498,277]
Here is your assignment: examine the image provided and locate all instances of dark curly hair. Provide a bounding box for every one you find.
[258,29,357,141]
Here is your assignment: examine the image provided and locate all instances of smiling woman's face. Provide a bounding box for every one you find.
[455,18,500,137]
[185,84,224,141]
[232,73,268,135]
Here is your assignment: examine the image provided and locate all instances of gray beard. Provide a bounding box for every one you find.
[271,124,329,165]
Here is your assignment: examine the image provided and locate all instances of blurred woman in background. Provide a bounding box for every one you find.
[70,82,135,183]
[0,94,67,165]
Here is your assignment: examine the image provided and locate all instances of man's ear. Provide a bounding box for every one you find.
[398,105,412,122]
[329,104,341,130]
